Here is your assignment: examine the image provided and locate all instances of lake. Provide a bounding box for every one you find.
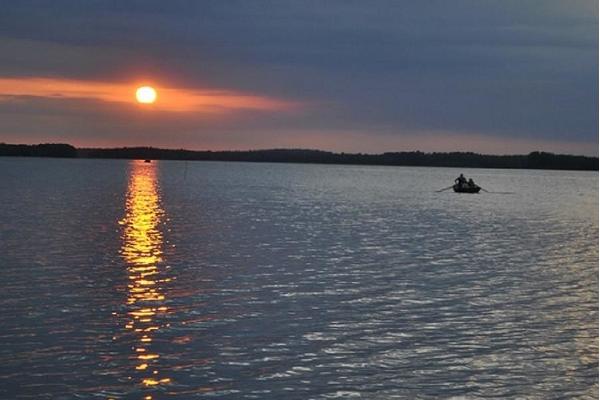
[0,158,597,399]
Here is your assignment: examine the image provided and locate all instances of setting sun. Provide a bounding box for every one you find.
[136,86,157,104]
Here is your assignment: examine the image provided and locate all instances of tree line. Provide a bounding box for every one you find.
[1,143,597,170]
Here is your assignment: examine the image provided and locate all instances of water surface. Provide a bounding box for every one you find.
[0,158,597,399]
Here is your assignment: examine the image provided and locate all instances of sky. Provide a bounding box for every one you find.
[0,0,597,155]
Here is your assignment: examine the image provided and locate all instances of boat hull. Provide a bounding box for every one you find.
[453,184,480,193]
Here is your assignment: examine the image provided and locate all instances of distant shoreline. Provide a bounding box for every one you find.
[0,143,598,171]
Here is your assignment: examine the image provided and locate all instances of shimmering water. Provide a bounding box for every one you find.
[0,158,597,399]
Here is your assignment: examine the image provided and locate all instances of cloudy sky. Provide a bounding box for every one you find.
[0,1,597,155]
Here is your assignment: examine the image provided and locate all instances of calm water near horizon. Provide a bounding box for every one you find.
[0,157,597,399]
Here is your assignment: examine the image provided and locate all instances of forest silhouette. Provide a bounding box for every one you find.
[1,143,597,171]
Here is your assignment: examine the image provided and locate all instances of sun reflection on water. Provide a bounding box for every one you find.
[119,161,171,394]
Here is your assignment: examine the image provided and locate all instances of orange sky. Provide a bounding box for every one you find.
[0,77,299,114]
[0,74,595,156]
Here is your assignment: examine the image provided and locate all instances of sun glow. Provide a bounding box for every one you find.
[136,86,157,104]
[0,77,299,113]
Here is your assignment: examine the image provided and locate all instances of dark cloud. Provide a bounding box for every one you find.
[0,1,597,153]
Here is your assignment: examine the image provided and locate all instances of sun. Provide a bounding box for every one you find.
[136,86,157,104]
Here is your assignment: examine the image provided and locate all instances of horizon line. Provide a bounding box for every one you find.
[3,142,598,159]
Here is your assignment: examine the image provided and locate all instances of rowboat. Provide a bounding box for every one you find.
[453,183,480,193]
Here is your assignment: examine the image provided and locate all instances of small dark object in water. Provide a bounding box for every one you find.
[453,183,480,193]
[144,159,152,163]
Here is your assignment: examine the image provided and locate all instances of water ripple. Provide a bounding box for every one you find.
[0,159,597,399]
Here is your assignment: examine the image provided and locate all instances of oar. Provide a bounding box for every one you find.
[436,185,454,192]
[479,187,515,194]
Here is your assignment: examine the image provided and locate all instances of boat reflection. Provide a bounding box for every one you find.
[119,161,171,395]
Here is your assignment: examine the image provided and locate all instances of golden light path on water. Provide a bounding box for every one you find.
[119,161,171,396]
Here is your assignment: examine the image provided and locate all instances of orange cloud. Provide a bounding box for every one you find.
[0,77,299,113]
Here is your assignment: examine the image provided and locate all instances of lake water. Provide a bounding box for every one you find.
[0,158,597,399]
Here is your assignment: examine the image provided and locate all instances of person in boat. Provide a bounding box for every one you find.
[455,174,467,186]
[467,178,477,188]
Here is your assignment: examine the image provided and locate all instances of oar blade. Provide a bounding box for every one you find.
[436,185,454,192]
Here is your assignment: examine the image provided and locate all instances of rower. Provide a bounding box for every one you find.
[455,173,467,186]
